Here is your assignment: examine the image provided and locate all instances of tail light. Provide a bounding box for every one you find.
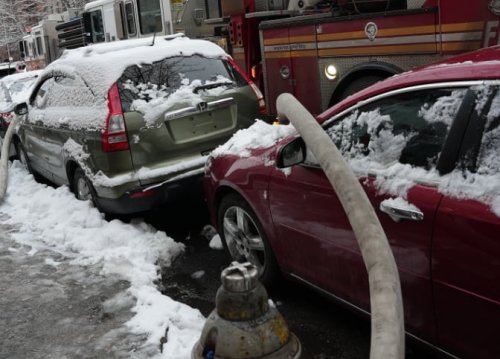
[1,112,13,126]
[228,58,267,114]
[102,83,129,152]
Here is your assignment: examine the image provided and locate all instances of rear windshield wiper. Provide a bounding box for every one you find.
[193,82,234,94]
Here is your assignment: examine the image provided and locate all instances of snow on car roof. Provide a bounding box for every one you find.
[36,34,228,101]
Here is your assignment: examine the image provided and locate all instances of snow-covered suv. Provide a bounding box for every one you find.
[13,35,265,214]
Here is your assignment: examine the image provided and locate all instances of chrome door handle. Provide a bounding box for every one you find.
[380,202,424,222]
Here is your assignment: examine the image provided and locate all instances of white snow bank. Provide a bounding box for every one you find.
[211,120,295,158]
[0,161,205,358]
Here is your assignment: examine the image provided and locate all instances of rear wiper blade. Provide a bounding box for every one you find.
[193,82,234,94]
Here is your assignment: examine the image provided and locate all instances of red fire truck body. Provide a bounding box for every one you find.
[225,0,500,115]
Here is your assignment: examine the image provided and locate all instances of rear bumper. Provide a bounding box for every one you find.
[96,174,203,215]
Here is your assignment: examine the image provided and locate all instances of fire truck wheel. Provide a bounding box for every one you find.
[339,75,387,101]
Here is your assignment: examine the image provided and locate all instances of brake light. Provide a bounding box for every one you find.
[102,83,129,152]
[1,112,13,125]
[129,189,155,199]
[228,57,267,114]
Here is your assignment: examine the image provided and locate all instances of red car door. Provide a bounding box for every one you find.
[269,85,471,343]
[432,86,500,359]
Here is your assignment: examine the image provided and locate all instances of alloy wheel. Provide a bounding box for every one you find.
[222,205,266,274]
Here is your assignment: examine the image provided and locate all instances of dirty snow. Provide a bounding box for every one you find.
[0,161,206,358]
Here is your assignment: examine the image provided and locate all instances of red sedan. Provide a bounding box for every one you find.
[204,46,500,359]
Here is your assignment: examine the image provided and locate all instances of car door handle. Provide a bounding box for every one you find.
[379,202,424,222]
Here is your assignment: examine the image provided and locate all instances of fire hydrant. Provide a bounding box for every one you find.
[192,262,301,359]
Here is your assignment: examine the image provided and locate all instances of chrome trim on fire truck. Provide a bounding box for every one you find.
[265,31,483,53]
[317,34,439,49]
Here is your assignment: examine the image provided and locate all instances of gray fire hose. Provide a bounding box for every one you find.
[0,115,20,202]
[276,93,404,359]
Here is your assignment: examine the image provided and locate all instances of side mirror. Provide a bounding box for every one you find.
[14,102,28,116]
[277,138,305,168]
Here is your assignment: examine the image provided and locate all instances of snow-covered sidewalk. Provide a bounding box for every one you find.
[0,162,205,358]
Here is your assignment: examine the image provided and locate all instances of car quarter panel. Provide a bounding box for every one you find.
[432,198,500,359]
[204,148,283,262]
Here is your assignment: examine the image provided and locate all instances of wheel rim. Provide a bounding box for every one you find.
[222,206,266,274]
[76,177,92,201]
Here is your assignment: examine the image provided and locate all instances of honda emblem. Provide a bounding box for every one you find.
[198,102,208,111]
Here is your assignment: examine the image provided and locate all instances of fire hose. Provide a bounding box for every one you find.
[0,115,20,202]
[276,93,404,359]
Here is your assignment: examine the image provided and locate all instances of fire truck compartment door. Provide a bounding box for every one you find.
[262,28,294,114]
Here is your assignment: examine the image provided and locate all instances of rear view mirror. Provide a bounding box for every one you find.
[14,103,28,116]
[278,138,305,168]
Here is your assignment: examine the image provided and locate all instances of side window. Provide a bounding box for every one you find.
[325,88,468,169]
[477,89,500,175]
[137,0,162,34]
[33,76,94,109]
[33,78,55,109]
[35,37,44,56]
[90,10,105,43]
[125,2,137,36]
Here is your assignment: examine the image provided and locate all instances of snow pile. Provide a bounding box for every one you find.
[0,162,205,358]
[211,120,295,158]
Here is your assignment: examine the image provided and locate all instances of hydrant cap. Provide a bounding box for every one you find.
[221,261,259,292]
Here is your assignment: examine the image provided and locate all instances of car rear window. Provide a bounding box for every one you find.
[117,55,248,112]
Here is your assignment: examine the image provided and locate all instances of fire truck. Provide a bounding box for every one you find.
[222,0,500,114]
[56,0,227,50]
[21,0,227,68]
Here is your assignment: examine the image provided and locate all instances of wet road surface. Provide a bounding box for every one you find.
[146,198,441,359]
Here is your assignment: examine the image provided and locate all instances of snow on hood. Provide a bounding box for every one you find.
[211,120,295,158]
[37,35,228,103]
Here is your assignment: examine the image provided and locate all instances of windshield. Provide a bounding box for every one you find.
[7,77,38,104]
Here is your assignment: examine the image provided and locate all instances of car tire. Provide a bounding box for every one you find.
[73,167,97,205]
[218,193,279,286]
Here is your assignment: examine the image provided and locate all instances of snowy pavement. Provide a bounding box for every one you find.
[0,162,206,358]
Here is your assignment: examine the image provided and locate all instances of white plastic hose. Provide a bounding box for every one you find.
[276,93,404,359]
[0,116,20,201]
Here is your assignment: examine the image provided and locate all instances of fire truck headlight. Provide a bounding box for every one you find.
[324,64,338,80]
